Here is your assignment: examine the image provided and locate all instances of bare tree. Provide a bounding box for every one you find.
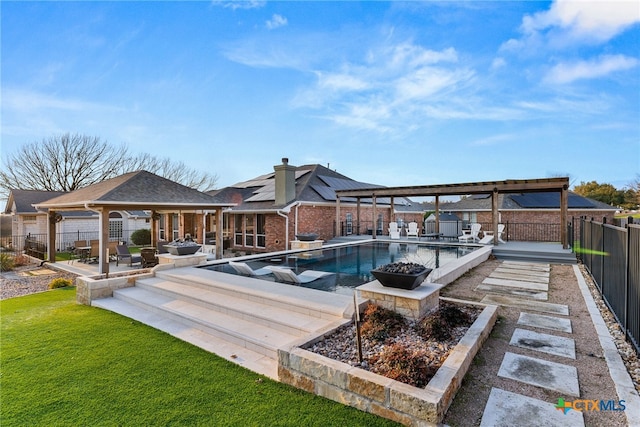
[0,133,218,199]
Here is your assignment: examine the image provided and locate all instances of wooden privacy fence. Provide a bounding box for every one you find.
[579,216,639,355]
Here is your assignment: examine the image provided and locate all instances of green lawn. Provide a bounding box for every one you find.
[1,288,399,426]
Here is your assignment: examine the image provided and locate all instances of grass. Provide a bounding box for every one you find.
[1,288,399,427]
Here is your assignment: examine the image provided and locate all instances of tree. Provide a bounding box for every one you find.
[573,180,625,207]
[0,133,218,199]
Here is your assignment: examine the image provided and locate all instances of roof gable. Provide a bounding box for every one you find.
[5,189,67,214]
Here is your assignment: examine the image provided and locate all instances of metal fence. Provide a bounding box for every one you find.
[0,230,146,257]
[579,216,639,355]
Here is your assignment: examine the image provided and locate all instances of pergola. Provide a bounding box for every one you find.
[334,177,571,249]
[33,171,235,275]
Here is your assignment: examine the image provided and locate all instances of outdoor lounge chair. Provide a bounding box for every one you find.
[267,266,333,284]
[388,222,401,240]
[140,248,159,268]
[406,222,419,238]
[458,223,481,243]
[479,224,506,245]
[229,261,273,277]
[115,244,142,266]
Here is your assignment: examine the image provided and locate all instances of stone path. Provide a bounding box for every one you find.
[478,261,585,426]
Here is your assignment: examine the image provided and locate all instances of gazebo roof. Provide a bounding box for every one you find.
[33,170,234,211]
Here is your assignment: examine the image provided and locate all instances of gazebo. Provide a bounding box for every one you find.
[33,170,235,275]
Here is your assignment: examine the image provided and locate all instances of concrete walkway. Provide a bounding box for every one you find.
[477,261,640,427]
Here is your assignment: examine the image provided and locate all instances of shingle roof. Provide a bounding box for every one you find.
[33,170,232,210]
[5,189,67,214]
[210,163,421,212]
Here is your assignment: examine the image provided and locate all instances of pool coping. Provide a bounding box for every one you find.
[278,300,498,425]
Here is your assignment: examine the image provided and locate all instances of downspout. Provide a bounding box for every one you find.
[277,202,301,251]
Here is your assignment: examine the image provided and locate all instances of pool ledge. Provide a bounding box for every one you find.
[427,245,492,285]
[278,301,498,425]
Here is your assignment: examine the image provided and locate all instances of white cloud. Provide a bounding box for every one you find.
[501,0,640,54]
[266,14,288,30]
[213,0,265,10]
[523,0,640,42]
[544,54,639,84]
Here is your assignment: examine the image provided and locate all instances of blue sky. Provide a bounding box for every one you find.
[2,1,639,191]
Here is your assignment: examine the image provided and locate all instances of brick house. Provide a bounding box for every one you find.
[442,192,617,242]
[209,158,424,253]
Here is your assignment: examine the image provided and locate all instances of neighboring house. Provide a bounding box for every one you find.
[442,192,617,241]
[3,189,151,250]
[209,158,424,253]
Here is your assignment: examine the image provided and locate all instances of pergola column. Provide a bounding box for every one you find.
[335,196,341,237]
[47,211,57,263]
[561,185,568,249]
[98,208,109,275]
[492,188,499,245]
[372,195,377,239]
[216,208,224,260]
[435,196,440,234]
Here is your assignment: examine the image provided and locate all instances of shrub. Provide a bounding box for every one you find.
[370,342,437,388]
[417,315,451,341]
[48,278,73,289]
[130,229,151,246]
[359,304,406,342]
[13,254,30,267]
[0,253,15,271]
[438,303,471,327]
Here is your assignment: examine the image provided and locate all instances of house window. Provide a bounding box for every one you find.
[159,214,165,240]
[23,215,37,222]
[345,213,353,235]
[109,212,123,241]
[172,214,179,240]
[256,214,266,248]
[245,215,254,247]
[377,214,383,233]
[234,214,243,245]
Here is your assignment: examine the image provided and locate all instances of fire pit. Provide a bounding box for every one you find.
[295,233,319,242]
[371,262,432,290]
[164,243,201,256]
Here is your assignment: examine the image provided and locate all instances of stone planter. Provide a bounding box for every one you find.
[164,244,201,256]
[371,267,433,290]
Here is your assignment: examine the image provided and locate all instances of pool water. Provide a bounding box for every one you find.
[204,241,477,295]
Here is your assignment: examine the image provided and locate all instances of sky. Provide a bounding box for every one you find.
[2,1,639,192]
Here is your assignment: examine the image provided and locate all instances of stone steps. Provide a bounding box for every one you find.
[92,267,353,379]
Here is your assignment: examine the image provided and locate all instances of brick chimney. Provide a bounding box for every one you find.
[274,157,296,206]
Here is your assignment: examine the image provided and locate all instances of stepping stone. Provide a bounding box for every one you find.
[494,266,550,277]
[475,284,548,301]
[481,294,569,315]
[498,352,580,397]
[518,312,572,333]
[480,388,584,427]
[502,261,551,271]
[482,277,548,292]
[510,328,576,359]
[491,270,549,283]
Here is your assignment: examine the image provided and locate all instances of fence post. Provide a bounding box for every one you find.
[600,217,605,293]
[624,219,630,343]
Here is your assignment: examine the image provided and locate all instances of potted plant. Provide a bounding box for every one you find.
[370,262,432,290]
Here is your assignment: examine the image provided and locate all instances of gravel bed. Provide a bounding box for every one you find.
[305,302,481,387]
[0,265,79,300]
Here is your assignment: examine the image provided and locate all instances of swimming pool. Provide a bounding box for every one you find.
[202,241,478,295]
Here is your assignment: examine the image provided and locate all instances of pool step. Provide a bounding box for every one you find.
[92,267,353,379]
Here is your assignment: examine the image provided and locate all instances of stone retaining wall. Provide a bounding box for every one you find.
[278,302,497,426]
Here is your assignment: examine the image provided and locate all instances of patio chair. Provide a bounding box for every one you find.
[458,223,481,243]
[388,222,401,240]
[157,240,169,254]
[140,248,158,268]
[229,261,273,277]
[115,244,142,267]
[406,222,419,238]
[480,224,505,244]
[267,266,333,284]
